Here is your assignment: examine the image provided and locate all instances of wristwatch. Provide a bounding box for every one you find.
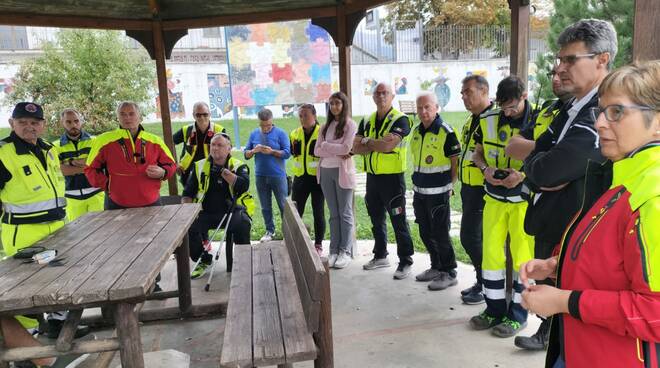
[361,137,370,145]
[479,165,487,173]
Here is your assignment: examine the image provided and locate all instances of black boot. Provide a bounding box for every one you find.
[514,317,550,350]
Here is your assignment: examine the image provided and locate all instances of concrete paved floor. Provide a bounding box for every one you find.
[75,241,546,368]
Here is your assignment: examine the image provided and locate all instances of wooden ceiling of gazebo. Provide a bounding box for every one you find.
[0,0,384,30]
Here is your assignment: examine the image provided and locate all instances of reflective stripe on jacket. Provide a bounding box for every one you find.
[53,130,102,200]
[362,108,410,174]
[180,123,226,171]
[194,157,255,217]
[410,115,456,195]
[0,135,66,225]
[290,124,320,176]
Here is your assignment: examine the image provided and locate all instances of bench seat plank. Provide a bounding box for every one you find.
[270,244,317,363]
[252,245,286,366]
[220,245,254,368]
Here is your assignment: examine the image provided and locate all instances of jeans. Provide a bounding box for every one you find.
[255,175,288,234]
[365,173,414,265]
[413,192,456,272]
[460,184,485,285]
[291,174,326,244]
[319,167,354,255]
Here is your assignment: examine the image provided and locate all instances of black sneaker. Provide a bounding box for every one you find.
[461,282,481,296]
[46,319,91,339]
[514,318,551,350]
[461,285,485,305]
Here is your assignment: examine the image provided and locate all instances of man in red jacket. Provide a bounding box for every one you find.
[85,101,176,209]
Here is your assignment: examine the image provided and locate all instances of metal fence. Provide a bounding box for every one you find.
[333,21,549,64]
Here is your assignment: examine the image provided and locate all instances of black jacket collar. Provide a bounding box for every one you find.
[8,131,53,155]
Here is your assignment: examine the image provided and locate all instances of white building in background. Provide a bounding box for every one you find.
[0,16,545,127]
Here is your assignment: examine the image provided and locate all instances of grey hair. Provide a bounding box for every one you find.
[116,101,141,116]
[192,101,210,112]
[60,108,83,122]
[558,19,618,70]
[374,82,394,95]
[461,75,489,92]
[210,132,231,146]
[416,91,438,105]
[257,108,273,122]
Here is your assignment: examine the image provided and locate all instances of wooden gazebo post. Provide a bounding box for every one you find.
[509,0,530,81]
[151,20,179,196]
[633,0,660,61]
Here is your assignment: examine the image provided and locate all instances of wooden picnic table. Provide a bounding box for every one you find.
[0,203,201,368]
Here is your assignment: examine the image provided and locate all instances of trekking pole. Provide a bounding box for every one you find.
[190,212,229,277]
[205,200,236,292]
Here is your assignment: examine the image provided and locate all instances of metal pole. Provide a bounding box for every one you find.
[223,27,241,148]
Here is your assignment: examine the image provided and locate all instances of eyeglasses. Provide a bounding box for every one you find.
[497,100,520,113]
[590,104,655,122]
[194,113,210,118]
[555,53,598,66]
[546,70,557,78]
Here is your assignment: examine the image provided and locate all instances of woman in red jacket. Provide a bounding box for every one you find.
[519,61,660,368]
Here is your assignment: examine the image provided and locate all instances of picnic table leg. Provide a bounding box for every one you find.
[175,233,193,315]
[114,303,144,368]
[0,324,8,368]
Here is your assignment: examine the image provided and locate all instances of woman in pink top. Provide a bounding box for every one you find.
[315,92,357,269]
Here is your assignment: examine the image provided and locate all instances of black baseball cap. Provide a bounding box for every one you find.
[12,102,44,120]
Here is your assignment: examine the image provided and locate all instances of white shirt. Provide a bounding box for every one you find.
[557,87,599,143]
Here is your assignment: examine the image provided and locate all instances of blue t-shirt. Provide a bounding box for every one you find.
[244,126,291,177]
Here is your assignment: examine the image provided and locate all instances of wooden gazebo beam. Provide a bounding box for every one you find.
[162,5,337,30]
[0,13,151,30]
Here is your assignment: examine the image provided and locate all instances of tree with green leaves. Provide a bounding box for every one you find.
[534,0,633,100]
[4,29,154,137]
[382,0,511,58]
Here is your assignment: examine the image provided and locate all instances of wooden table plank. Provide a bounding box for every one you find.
[252,245,286,366]
[270,244,317,363]
[2,211,134,309]
[220,244,253,368]
[30,207,161,308]
[70,206,178,305]
[0,210,114,298]
[108,204,200,301]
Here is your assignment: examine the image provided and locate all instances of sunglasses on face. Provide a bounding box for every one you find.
[590,104,655,122]
[555,53,598,66]
[194,113,210,118]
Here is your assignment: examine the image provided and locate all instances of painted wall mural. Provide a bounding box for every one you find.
[225,21,332,107]
[207,73,232,119]
[156,68,185,119]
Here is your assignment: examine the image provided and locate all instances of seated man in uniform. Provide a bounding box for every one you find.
[183,133,253,278]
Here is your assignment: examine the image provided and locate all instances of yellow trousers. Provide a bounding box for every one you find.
[66,192,105,221]
[1,220,65,329]
[481,196,534,321]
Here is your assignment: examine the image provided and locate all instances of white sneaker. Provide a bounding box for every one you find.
[260,231,274,242]
[333,252,352,269]
[328,253,338,268]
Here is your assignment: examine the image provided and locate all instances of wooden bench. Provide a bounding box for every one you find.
[399,100,417,119]
[220,198,333,368]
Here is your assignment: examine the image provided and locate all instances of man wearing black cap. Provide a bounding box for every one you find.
[0,102,66,257]
[0,102,88,356]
